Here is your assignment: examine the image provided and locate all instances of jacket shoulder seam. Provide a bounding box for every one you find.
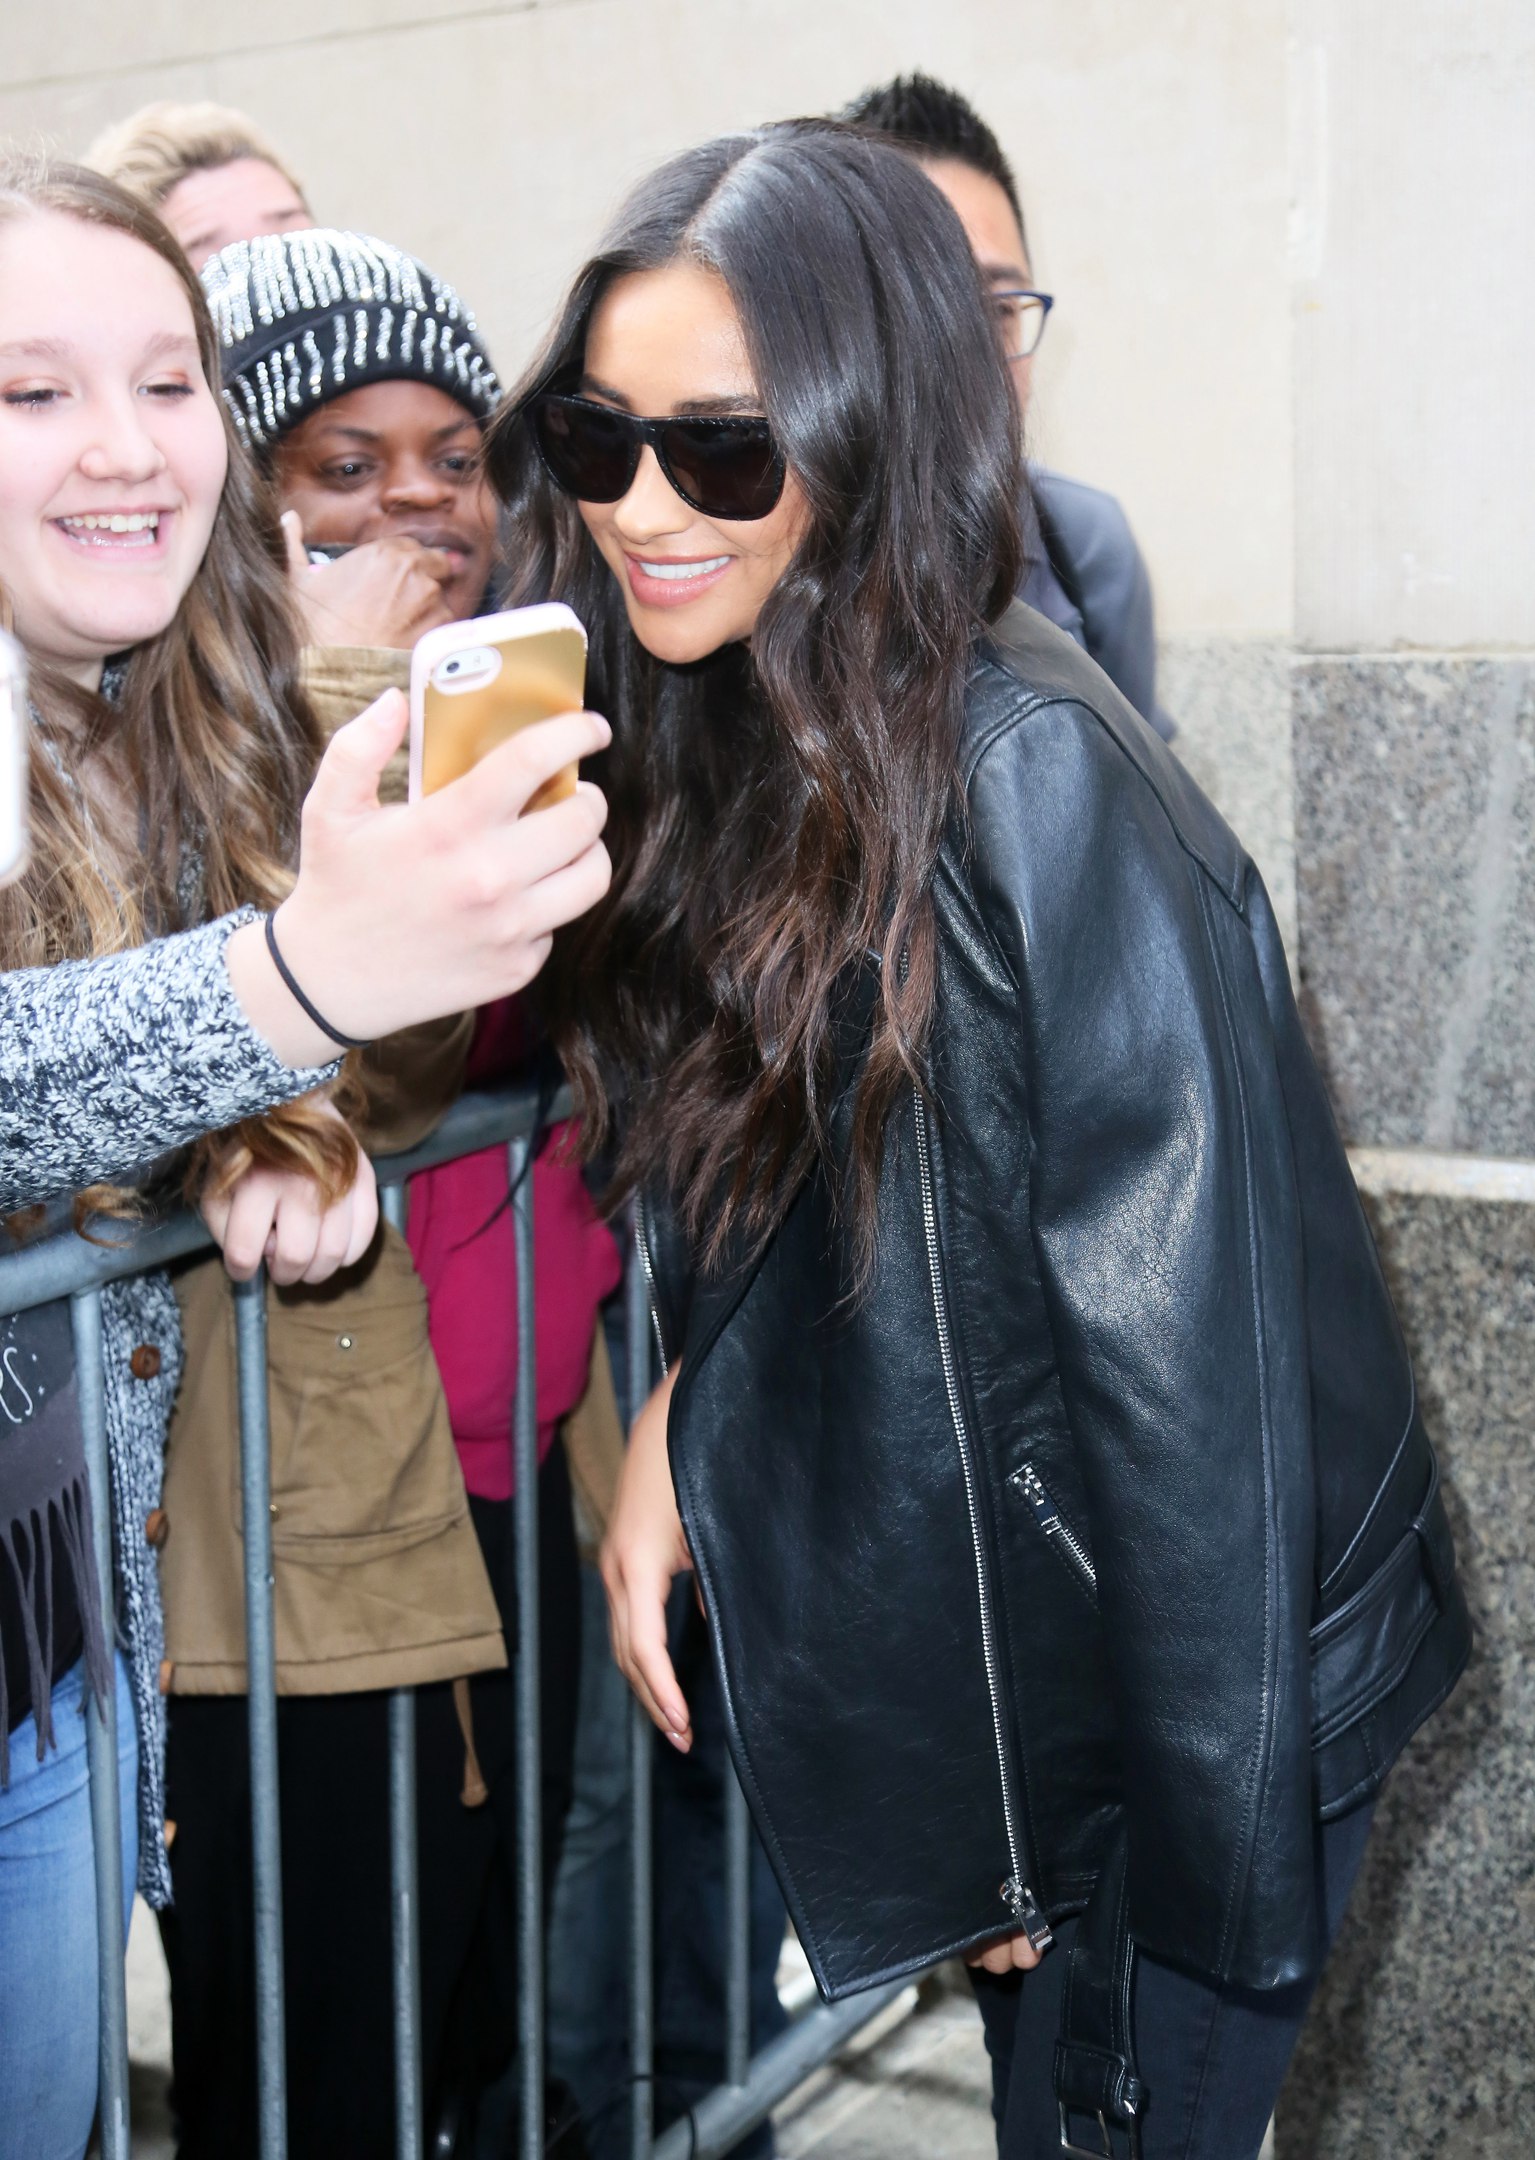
[964,682,1244,909]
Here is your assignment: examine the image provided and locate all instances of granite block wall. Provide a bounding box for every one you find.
[1278,1179,1535,2158]
[1275,648,1535,2154]
[1294,656,1535,1155]
[1160,639,1297,963]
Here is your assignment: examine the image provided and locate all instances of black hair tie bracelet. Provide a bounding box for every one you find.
[263,911,371,1051]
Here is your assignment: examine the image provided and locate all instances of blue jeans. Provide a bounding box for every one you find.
[972,1801,1375,2160]
[0,1653,137,2160]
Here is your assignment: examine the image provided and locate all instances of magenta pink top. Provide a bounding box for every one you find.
[407,1000,622,1501]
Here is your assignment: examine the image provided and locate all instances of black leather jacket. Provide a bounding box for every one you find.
[643,603,1470,2002]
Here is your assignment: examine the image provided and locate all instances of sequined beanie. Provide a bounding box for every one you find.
[201,227,502,452]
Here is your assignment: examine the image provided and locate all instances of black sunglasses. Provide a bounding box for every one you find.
[526,392,787,521]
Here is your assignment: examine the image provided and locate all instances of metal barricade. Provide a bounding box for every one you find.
[0,1082,909,2160]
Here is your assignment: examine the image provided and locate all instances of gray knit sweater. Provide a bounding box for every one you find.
[0,910,336,1902]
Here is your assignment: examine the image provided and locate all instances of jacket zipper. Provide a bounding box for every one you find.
[912,1090,1053,1950]
[1011,1464,1098,1596]
[634,1199,671,1378]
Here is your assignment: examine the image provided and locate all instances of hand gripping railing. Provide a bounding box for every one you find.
[0,1081,908,2160]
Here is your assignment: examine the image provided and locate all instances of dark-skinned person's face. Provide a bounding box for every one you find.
[273,379,496,621]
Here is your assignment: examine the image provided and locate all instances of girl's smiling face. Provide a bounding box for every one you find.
[576,261,807,665]
[0,209,228,688]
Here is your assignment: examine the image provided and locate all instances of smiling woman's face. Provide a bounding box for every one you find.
[273,379,496,621]
[0,209,227,689]
[577,261,806,666]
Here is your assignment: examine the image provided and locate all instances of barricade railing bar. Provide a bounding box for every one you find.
[0,1082,910,2160]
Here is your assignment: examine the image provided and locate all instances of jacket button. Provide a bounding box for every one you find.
[130,1343,162,1381]
[336,1334,354,1352]
[144,1508,169,1549]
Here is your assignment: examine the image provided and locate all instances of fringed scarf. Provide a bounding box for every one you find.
[0,1298,110,1781]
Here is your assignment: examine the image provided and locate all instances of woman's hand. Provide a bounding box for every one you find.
[602,1366,694,1751]
[224,688,611,1068]
[282,512,456,650]
[963,1933,1047,1976]
[201,1141,379,1287]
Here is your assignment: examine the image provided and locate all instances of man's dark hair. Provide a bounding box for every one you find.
[840,72,1028,258]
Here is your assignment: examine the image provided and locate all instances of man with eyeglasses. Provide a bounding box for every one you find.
[844,73,1174,739]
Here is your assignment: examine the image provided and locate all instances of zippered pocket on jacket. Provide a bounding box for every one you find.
[1009,1463,1098,1600]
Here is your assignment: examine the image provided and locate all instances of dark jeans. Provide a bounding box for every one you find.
[652,1592,788,2160]
[971,1801,1374,2160]
[160,1450,581,2160]
[548,1299,786,2160]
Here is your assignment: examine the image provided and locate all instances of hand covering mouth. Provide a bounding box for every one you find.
[390,526,477,561]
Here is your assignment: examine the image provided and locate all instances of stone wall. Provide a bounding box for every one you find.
[1273,628,1535,2160]
[1295,658,1535,1156]
[1270,14,1535,2138]
[1279,1164,1535,2157]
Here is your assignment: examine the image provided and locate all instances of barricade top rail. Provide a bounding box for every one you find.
[5,1062,912,2156]
[0,1079,570,1317]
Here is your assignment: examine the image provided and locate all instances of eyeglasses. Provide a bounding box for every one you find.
[525,392,788,522]
[992,288,1054,362]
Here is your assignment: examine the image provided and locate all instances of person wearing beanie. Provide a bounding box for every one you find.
[204,227,503,658]
[158,229,623,2155]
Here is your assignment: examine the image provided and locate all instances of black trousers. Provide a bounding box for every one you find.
[971,1800,1374,2160]
[159,1445,581,2160]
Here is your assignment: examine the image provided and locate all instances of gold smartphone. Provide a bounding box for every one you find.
[408,603,588,811]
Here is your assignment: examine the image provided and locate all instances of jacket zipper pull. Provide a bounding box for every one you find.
[633,1203,670,1378]
[1001,1876,1055,1951]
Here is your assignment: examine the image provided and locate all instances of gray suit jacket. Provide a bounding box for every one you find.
[1020,467,1174,741]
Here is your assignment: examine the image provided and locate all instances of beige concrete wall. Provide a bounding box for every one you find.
[3,0,1293,642]
[7,2,1527,658]
[1290,0,1535,651]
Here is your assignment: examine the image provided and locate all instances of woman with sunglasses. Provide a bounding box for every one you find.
[487,122,1468,2160]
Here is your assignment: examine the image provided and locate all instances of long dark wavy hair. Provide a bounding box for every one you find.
[486,121,1021,1278]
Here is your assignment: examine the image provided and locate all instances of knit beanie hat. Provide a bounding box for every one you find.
[201,228,502,452]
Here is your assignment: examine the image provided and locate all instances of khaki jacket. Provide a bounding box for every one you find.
[163,1225,505,1694]
[303,644,415,801]
[304,645,628,1542]
[161,646,626,1696]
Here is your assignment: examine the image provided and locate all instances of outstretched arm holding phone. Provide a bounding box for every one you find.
[0,693,609,1211]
